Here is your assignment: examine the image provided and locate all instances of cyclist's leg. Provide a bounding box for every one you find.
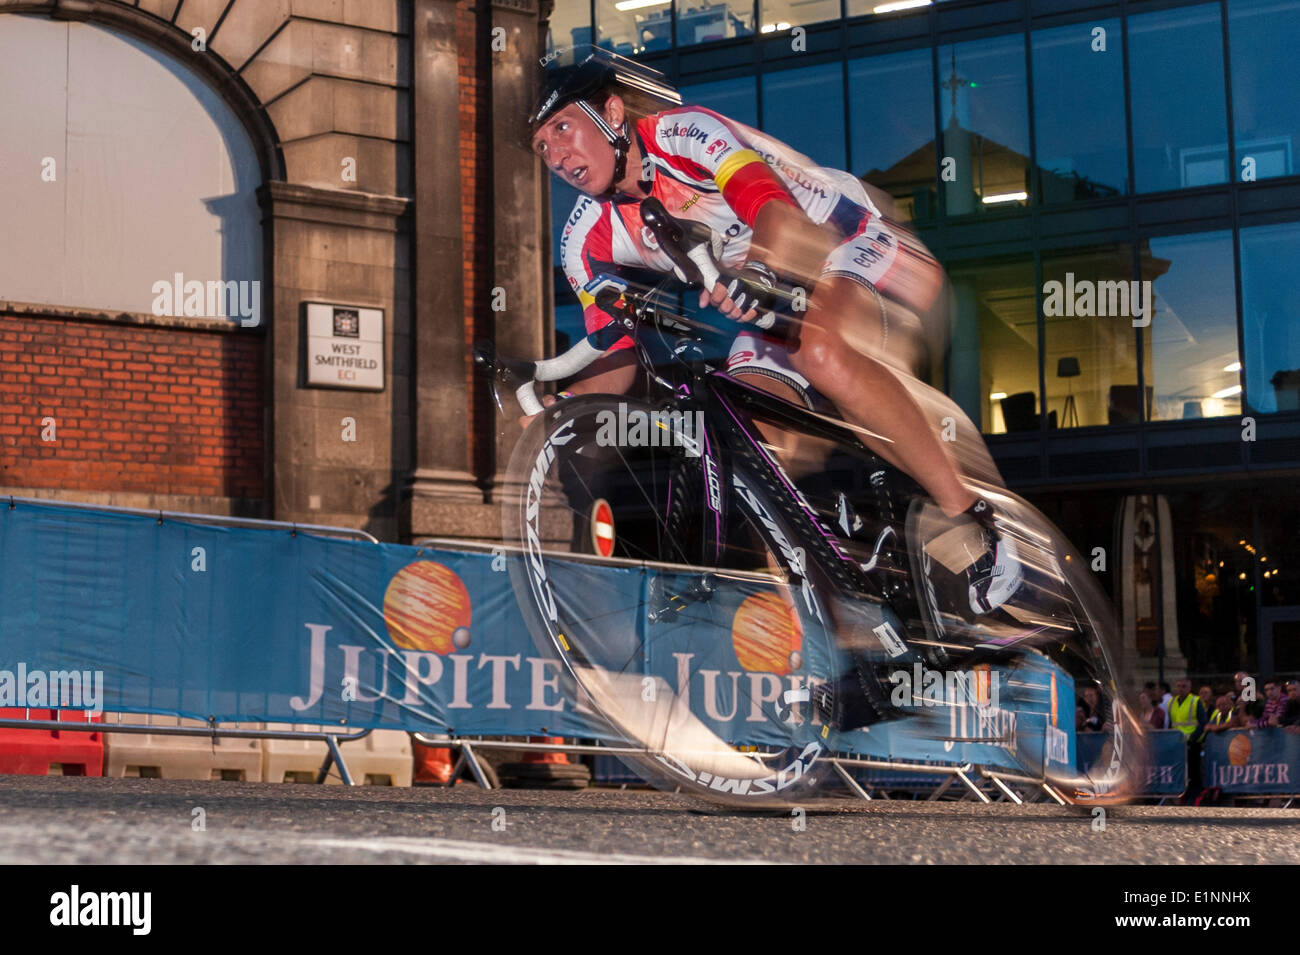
[788,273,974,518]
[791,222,1023,615]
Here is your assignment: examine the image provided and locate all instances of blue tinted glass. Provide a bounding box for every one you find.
[1128,4,1228,193]
[939,34,1030,215]
[555,303,586,352]
[1031,20,1127,202]
[848,48,936,220]
[760,62,847,169]
[674,1,754,46]
[1239,221,1300,413]
[596,0,667,56]
[1142,231,1240,421]
[680,75,759,127]
[1229,0,1300,181]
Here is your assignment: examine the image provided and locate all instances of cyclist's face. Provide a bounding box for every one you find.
[532,102,617,195]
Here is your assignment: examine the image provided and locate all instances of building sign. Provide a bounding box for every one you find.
[305,303,384,390]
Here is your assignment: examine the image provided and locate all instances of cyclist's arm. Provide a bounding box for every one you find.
[643,108,835,315]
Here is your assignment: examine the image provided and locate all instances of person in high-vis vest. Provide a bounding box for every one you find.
[1170,677,1209,802]
[1205,694,1244,733]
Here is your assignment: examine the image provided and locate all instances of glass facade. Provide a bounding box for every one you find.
[939,33,1029,214]
[760,62,846,169]
[680,75,758,126]
[1031,20,1127,202]
[848,47,936,222]
[1142,231,1241,422]
[675,1,752,45]
[1240,221,1300,414]
[1228,0,1300,181]
[1127,4,1229,193]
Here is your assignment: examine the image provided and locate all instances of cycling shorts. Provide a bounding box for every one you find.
[725,330,817,409]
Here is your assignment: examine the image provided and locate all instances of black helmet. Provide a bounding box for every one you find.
[529,46,679,133]
[528,59,618,132]
[528,46,680,197]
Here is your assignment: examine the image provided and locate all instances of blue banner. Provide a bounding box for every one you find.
[1078,728,1185,796]
[0,500,1077,774]
[1203,729,1300,793]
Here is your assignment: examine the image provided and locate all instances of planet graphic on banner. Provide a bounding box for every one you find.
[1228,731,1251,766]
[382,561,472,654]
[731,592,802,675]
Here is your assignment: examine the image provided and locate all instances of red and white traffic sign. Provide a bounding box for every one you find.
[590,498,615,558]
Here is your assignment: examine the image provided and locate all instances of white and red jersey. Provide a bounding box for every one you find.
[559,105,880,343]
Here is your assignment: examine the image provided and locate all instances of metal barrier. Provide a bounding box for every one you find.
[3,495,384,782]
[7,494,381,543]
[411,732,1041,803]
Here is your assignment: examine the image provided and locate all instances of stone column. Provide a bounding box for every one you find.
[488,0,552,496]
[407,0,490,540]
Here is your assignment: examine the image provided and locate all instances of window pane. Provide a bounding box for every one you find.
[1128,4,1229,193]
[674,1,754,46]
[1141,231,1241,422]
[0,17,261,317]
[547,2,592,57]
[760,62,847,169]
[938,34,1030,216]
[1239,221,1300,414]
[1031,20,1127,203]
[848,48,936,222]
[595,0,657,56]
[1228,0,1300,182]
[680,75,758,127]
[948,258,1039,434]
[1042,243,1139,428]
[759,0,840,31]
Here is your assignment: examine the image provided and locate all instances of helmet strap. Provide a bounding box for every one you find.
[576,100,632,200]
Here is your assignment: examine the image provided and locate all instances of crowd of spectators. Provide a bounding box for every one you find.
[1092,673,1300,735]
[1075,673,1300,803]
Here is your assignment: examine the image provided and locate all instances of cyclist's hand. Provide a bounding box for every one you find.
[700,261,779,325]
[517,393,557,431]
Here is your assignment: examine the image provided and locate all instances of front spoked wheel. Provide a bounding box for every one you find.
[502,396,849,806]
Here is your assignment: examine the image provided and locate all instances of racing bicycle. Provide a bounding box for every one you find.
[475,198,1146,807]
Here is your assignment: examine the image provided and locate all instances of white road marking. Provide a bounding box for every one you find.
[303,835,773,865]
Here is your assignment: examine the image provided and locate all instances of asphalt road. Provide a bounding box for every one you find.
[1,775,1298,865]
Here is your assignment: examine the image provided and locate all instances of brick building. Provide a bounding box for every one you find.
[0,0,555,543]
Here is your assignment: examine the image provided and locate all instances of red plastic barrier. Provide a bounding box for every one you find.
[0,709,103,776]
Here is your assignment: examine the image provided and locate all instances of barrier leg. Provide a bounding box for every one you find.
[1041,783,1067,805]
[830,759,872,801]
[928,775,957,801]
[955,769,991,803]
[459,742,494,790]
[317,736,355,786]
[988,776,1023,804]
